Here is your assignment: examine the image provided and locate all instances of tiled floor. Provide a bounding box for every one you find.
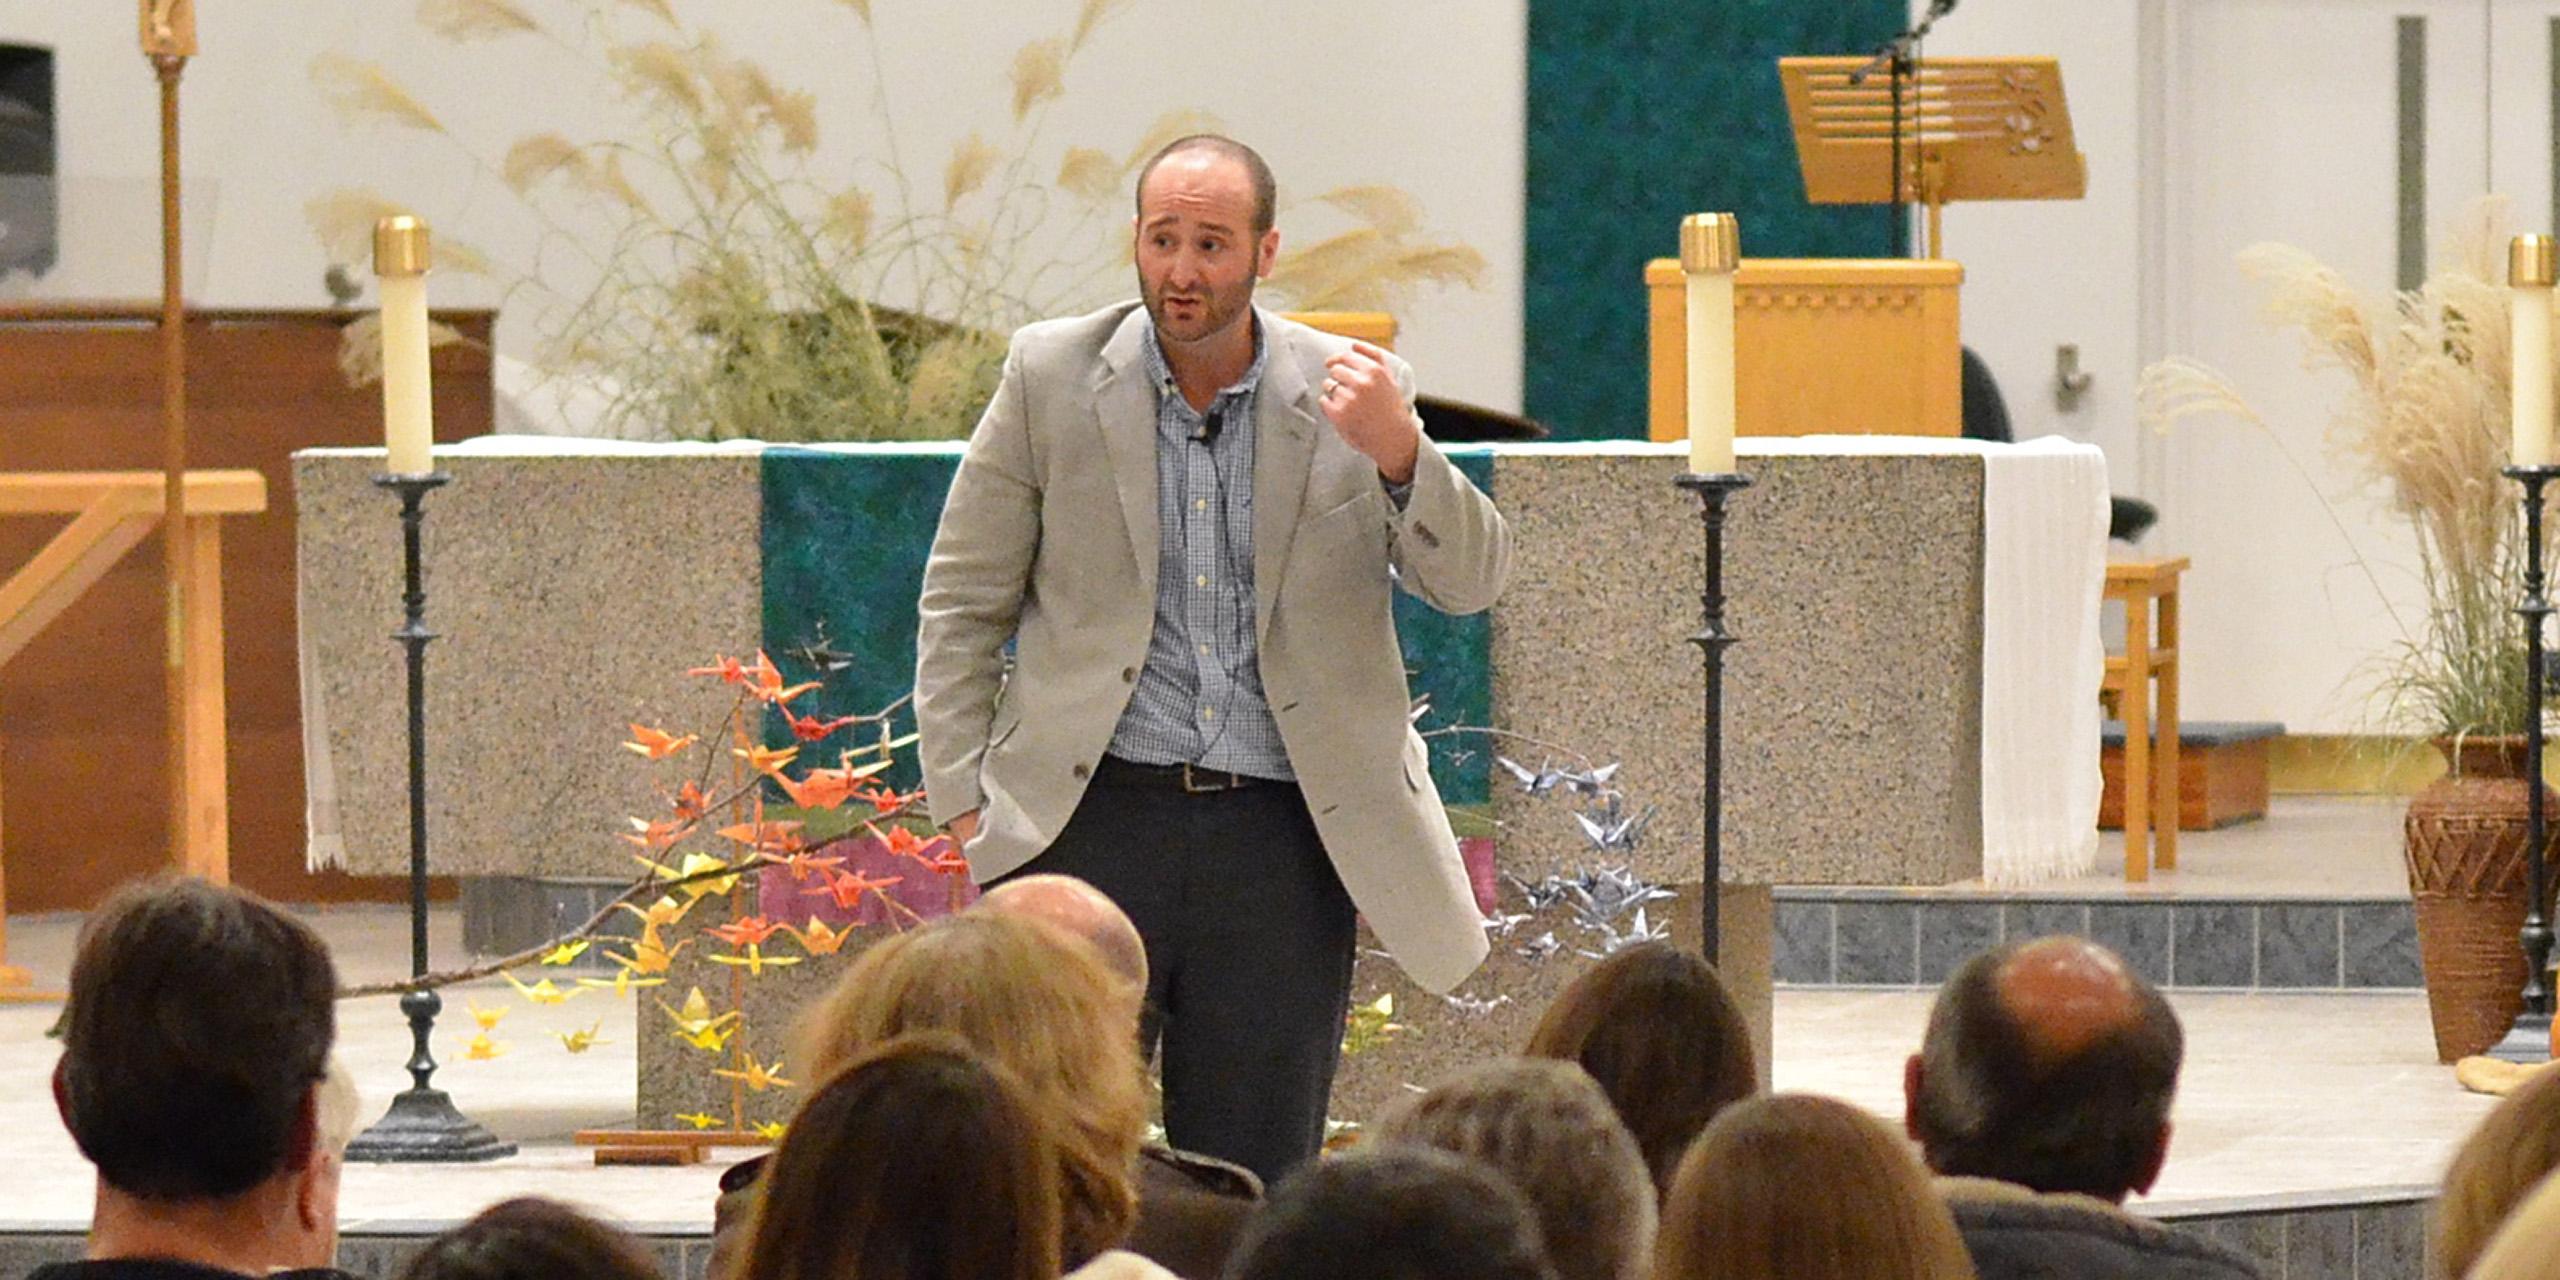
[0,898,2503,1233]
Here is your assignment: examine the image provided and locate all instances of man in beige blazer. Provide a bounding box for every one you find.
[916,136,1510,1181]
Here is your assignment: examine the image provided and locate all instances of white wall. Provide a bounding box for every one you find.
[0,0,1526,412]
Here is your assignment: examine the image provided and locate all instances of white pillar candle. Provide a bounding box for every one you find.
[2515,235,2557,469]
[376,216,435,477]
[1681,213,1740,474]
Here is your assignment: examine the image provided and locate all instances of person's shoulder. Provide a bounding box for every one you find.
[1940,1179,2265,1280]
[1011,301,1147,366]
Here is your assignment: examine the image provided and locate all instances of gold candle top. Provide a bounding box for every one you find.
[2514,235,2558,289]
[374,215,432,277]
[1680,212,1740,275]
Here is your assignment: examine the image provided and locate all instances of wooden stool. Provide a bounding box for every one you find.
[2101,558,2187,881]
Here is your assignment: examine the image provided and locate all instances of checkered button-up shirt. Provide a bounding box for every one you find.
[1103,318,1296,780]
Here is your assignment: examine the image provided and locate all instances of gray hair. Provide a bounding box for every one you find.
[1375,1058,1657,1280]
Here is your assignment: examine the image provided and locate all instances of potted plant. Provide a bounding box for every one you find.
[2144,210,2552,1060]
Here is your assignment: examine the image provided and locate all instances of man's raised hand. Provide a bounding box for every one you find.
[1318,340,1421,485]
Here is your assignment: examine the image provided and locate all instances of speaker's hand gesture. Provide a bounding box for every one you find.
[1319,340,1420,485]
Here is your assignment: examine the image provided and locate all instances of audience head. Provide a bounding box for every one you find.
[2470,1168,2560,1280]
[975,873,1149,990]
[1905,935,2182,1202]
[56,875,339,1200]
[1522,940,1756,1197]
[1222,1144,1559,1280]
[1658,1093,1977,1280]
[1373,1058,1655,1280]
[737,1035,1059,1280]
[2436,1065,2560,1278]
[397,1197,663,1280]
[797,912,1147,1265]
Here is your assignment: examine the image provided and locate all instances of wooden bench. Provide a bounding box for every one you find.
[2101,720,2281,831]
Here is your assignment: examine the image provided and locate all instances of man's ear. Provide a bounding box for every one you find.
[1256,227,1281,279]
[51,1058,70,1129]
[1902,1053,1926,1142]
[285,1081,321,1173]
[2129,1121,2171,1197]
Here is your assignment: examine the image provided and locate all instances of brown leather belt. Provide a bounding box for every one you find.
[1095,755,1283,794]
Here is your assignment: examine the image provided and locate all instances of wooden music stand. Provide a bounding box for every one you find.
[1778,56,2087,259]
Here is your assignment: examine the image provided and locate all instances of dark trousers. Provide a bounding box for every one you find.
[998,758,1358,1186]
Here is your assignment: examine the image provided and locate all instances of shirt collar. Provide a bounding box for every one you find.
[1141,308,1269,408]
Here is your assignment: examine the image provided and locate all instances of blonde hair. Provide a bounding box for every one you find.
[1656,1094,1976,1280]
[794,913,1147,1265]
[1376,1058,1657,1280]
[2437,1066,2560,1278]
[2470,1169,2560,1280]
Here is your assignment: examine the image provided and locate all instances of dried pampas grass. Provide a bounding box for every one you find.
[417,0,541,41]
[305,189,414,264]
[616,0,679,28]
[1123,109,1224,172]
[1070,0,1133,51]
[1056,147,1117,203]
[821,190,875,252]
[2142,206,2553,735]
[310,54,446,134]
[944,133,998,208]
[1010,40,1066,121]
[612,41,705,115]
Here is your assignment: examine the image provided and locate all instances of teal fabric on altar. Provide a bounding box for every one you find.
[1524,0,1899,441]
[756,443,1495,806]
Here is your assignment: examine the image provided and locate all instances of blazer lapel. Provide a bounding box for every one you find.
[1253,315,1321,644]
[1094,309,1159,590]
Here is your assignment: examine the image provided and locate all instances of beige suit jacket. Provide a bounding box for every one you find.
[915,303,1510,993]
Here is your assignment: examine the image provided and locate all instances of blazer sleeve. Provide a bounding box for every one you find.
[914,332,1039,825]
[1381,357,1511,617]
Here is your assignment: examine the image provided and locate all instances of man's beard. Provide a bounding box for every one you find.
[1141,272,1256,347]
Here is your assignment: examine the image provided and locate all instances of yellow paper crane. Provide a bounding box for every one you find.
[576,968,667,997]
[660,987,744,1053]
[504,972,584,1006]
[713,1050,795,1092]
[461,1032,505,1061]
[708,944,802,978]
[675,1112,722,1130]
[603,921,690,977]
[615,893,699,930]
[465,998,507,1032]
[557,1022,609,1054]
[783,917,855,957]
[537,938,592,967]
[752,1120,788,1141]
[633,853,740,901]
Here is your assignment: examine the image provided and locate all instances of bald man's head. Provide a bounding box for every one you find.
[974,875,1149,991]
[1906,936,2182,1202]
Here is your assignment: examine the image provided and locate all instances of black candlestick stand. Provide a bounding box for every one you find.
[344,473,515,1163]
[1675,471,1752,965]
[2491,464,2560,1064]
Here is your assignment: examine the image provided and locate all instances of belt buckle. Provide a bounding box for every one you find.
[1179,763,1238,794]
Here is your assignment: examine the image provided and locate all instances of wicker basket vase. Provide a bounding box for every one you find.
[2404,736,2560,1062]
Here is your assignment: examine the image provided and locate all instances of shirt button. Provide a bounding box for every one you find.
[1195,574,1209,588]
[1194,498,1207,511]
[1200,707,1215,720]
[1197,642,1210,656]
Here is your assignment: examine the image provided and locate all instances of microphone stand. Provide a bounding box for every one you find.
[1849,0,1958,259]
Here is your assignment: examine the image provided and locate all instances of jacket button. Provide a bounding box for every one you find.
[1122,667,1137,683]
[1072,762,1091,780]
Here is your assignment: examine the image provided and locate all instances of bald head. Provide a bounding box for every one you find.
[974,875,1149,990]
[1993,936,2145,1062]
[1906,936,2182,1202]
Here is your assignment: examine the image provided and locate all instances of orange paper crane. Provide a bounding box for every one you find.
[624,724,699,760]
[805,867,904,912]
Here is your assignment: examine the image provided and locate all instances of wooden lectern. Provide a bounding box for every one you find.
[1778,55,2087,260]
[1645,258,1964,442]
